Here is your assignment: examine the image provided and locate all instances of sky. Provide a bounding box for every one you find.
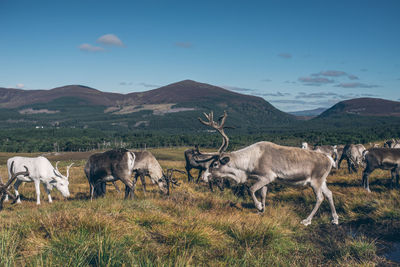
[1,0,399,112]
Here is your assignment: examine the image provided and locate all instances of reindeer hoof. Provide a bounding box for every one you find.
[301,219,311,226]
[331,218,339,225]
[255,202,263,212]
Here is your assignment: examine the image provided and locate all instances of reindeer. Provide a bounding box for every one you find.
[338,144,366,173]
[84,149,137,200]
[128,150,180,195]
[362,148,400,192]
[5,157,72,205]
[196,111,338,226]
[184,145,211,183]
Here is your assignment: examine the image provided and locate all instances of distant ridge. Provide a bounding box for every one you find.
[318,98,400,118]
[0,80,295,131]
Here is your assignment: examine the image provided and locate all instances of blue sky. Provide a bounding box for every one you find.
[1,0,399,111]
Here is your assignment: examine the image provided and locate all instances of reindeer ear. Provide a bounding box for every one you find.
[220,157,230,165]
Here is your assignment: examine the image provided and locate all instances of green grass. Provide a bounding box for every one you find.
[0,148,399,266]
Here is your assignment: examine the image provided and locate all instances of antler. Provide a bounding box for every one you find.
[66,163,74,179]
[55,161,60,172]
[166,168,185,188]
[0,162,29,202]
[198,111,229,153]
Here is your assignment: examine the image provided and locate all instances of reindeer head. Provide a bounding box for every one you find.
[196,111,238,182]
[51,161,74,198]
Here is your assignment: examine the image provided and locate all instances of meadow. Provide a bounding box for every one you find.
[0,147,399,266]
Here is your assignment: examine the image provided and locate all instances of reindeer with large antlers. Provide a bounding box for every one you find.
[184,111,229,191]
[195,111,339,226]
[0,162,29,210]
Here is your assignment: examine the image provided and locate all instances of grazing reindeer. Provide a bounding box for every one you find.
[0,162,29,210]
[128,150,174,195]
[5,157,72,205]
[184,145,211,183]
[197,111,338,226]
[84,149,136,200]
[362,148,400,192]
[338,144,366,173]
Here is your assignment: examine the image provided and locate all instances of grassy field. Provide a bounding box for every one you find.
[0,148,399,266]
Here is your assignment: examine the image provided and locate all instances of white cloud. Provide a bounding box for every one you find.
[97,34,124,46]
[16,83,24,88]
[79,43,105,52]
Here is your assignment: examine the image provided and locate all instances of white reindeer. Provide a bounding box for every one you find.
[5,156,73,205]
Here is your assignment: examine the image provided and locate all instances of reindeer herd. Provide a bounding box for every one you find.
[0,112,399,227]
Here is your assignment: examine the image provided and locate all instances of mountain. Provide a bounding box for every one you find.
[0,80,295,132]
[289,107,327,117]
[0,85,125,108]
[318,98,400,118]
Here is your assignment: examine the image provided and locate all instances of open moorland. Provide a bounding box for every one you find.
[0,147,399,266]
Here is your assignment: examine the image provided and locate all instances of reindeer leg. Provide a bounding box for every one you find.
[34,180,41,205]
[90,183,94,201]
[391,168,396,189]
[196,169,203,183]
[362,170,372,193]
[140,174,146,194]
[261,186,268,211]
[13,179,23,204]
[208,180,214,192]
[112,181,121,193]
[347,158,352,174]
[250,180,268,212]
[186,166,193,182]
[120,177,135,199]
[337,156,344,170]
[301,182,324,226]
[0,193,5,210]
[44,184,52,203]
[321,182,338,225]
